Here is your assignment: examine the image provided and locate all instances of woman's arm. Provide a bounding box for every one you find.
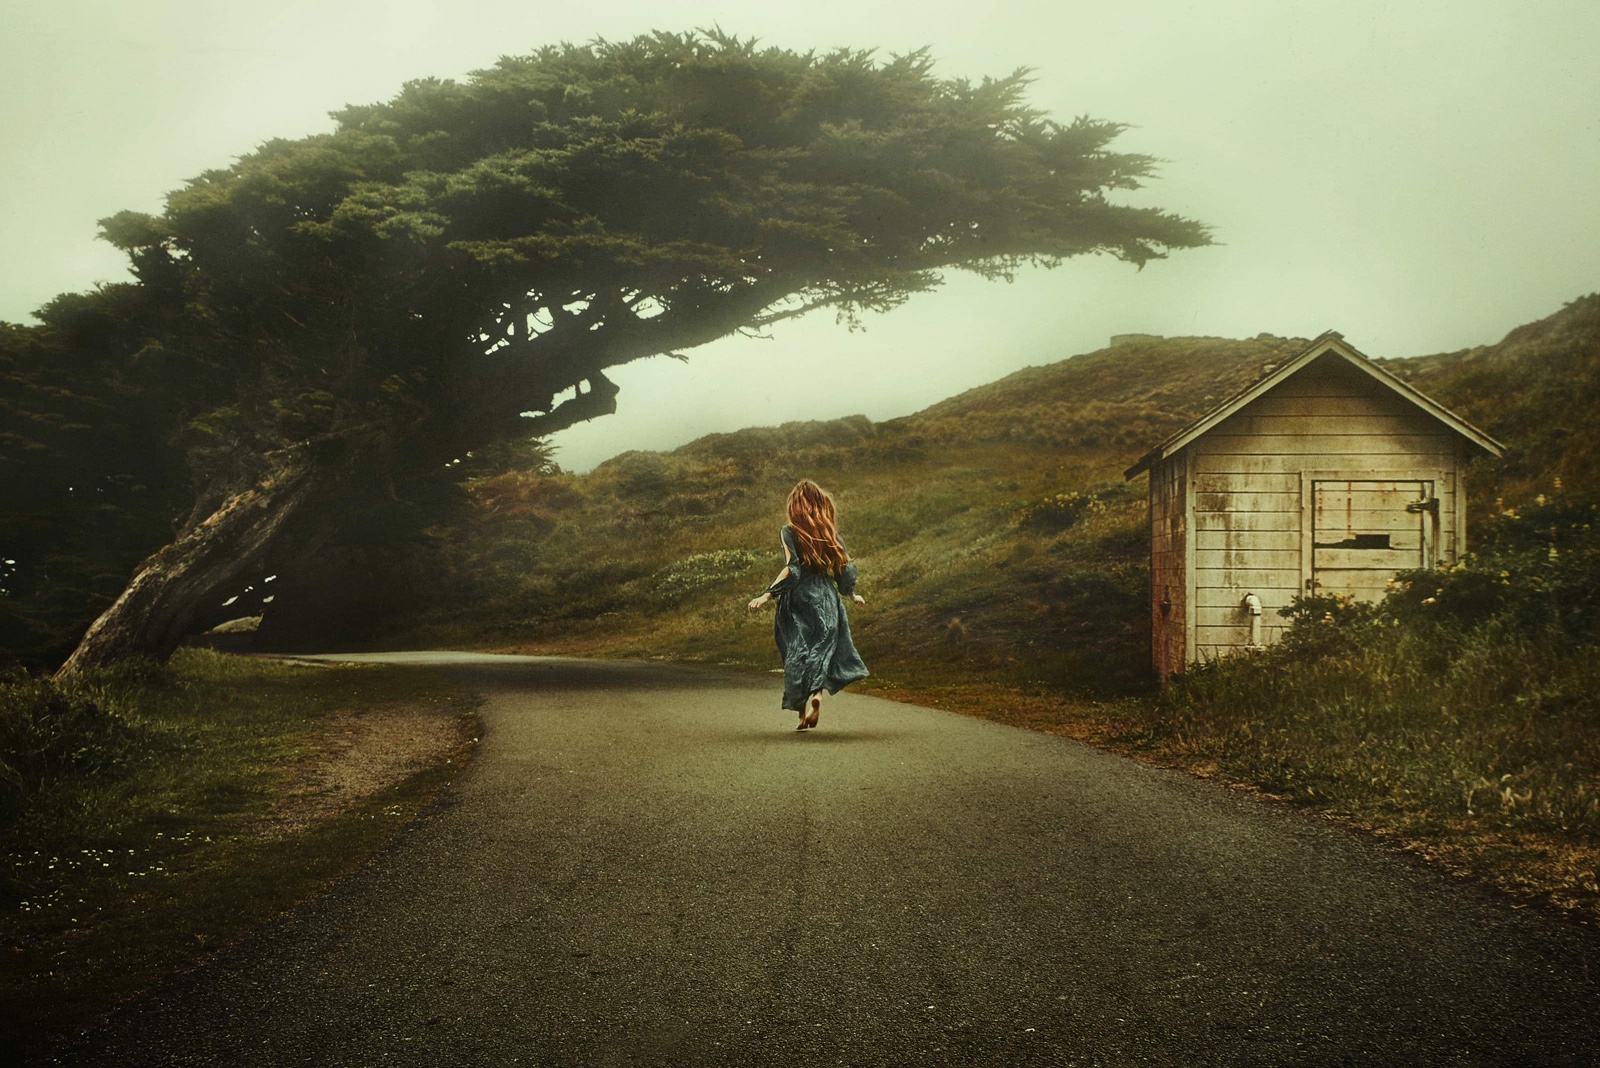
[837,557,864,605]
[747,568,790,612]
[747,536,795,611]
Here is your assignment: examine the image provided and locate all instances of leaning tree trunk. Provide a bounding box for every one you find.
[54,460,329,679]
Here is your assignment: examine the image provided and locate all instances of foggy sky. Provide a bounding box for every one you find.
[3,1,1597,471]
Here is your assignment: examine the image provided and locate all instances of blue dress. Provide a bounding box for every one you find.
[767,525,870,712]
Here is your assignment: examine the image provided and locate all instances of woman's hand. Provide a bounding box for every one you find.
[747,592,772,612]
[851,593,866,605]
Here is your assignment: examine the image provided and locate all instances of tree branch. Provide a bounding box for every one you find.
[515,371,621,437]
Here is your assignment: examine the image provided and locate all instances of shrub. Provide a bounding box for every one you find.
[650,550,768,603]
[605,452,673,502]
[0,672,155,824]
[1156,493,1600,836]
[1017,490,1107,532]
[1384,495,1600,643]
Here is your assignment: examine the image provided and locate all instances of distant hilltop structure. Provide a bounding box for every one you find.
[1111,333,1164,347]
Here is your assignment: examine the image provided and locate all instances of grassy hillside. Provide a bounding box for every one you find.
[386,333,1309,695]
[377,295,1600,693]
[1385,292,1600,503]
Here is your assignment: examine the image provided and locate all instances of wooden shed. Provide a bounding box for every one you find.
[1125,331,1503,679]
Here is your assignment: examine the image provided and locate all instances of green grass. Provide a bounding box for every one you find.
[0,649,479,1062]
[376,433,1160,711]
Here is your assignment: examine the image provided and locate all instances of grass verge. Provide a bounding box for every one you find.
[0,649,480,1063]
[859,672,1600,927]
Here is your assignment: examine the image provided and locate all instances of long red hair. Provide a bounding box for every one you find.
[786,480,850,575]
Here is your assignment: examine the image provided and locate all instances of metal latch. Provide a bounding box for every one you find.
[1406,497,1440,517]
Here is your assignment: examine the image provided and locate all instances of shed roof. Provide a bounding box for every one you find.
[1123,331,1504,479]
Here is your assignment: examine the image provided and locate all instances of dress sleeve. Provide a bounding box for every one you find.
[766,527,799,596]
[836,540,858,597]
[837,561,858,597]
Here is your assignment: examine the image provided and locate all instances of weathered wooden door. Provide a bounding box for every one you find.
[1310,479,1434,601]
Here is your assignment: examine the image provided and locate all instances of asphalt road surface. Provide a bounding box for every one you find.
[54,653,1600,1067]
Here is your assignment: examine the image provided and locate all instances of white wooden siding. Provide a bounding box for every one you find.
[1195,491,1301,513]
[1192,452,1458,475]
[1196,548,1303,570]
[1198,433,1456,455]
[1193,510,1301,531]
[1194,472,1303,494]
[1196,529,1300,551]
[1183,356,1465,665]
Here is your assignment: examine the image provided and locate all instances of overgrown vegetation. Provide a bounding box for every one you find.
[0,650,476,1060]
[1103,492,1600,915]
[1388,293,1600,503]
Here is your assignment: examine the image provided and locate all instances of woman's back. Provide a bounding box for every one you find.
[781,524,856,592]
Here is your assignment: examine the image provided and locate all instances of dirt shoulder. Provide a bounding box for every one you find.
[2,653,482,1066]
[258,694,477,841]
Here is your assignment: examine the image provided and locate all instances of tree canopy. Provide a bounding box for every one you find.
[0,290,191,667]
[9,30,1210,675]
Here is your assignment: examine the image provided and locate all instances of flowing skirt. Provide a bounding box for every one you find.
[774,573,870,711]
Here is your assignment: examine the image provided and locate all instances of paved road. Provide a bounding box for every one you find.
[55,653,1600,1067]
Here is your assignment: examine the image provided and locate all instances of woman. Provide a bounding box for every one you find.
[746,480,869,730]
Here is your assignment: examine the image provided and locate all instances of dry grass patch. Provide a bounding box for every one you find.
[257,697,475,841]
